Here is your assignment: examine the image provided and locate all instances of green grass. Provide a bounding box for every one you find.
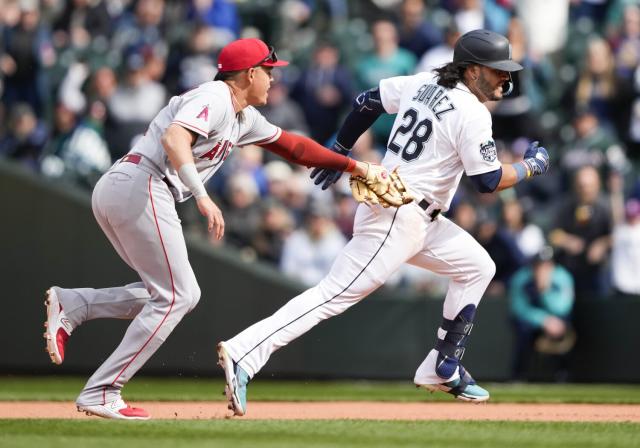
[1,376,640,403]
[0,419,639,448]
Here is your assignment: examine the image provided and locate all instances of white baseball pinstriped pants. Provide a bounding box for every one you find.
[55,162,200,406]
[224,201,495,385]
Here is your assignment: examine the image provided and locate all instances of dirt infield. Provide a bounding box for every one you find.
[1,401,639,421]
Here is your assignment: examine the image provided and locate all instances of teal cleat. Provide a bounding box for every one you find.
[217,342,250,416]
[416,366,490,403]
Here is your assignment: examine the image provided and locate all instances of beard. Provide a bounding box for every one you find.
[477,75,502,101]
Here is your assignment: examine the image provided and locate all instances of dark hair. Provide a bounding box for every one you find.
[434,61,469,89]
[214,69,245,81]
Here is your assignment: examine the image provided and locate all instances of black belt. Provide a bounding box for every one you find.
[418,199,441,221]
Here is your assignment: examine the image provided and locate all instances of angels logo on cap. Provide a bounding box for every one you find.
[217,38,289,73]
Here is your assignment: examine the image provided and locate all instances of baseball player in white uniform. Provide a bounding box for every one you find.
[43,38,381,420]
[217,29,550,416]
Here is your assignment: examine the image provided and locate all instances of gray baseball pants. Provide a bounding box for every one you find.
[55,161,200,406]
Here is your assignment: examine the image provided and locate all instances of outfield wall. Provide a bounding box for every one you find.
[1,159,638,382]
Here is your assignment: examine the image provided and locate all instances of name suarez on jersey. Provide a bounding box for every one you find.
[411,84,455,121]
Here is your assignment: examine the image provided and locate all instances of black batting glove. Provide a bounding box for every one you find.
[309,142,351,190]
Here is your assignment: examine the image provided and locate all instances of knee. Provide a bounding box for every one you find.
[479,257,496,282]
[173,283,201,314]
[186,284,201,313]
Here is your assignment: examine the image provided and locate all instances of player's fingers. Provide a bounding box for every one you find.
[214,212,225,240]
[321,171,341,190]
[313,169,329,185]
[309,167,321,179]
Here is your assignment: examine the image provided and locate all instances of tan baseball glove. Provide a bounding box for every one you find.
[349,164,414,208]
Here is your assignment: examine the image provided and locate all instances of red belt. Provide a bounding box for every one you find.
[120,154,142,165]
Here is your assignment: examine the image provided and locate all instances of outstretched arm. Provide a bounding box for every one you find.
[310,87,387,189]
[259,130,370,178]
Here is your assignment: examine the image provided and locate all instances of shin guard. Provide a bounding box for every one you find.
[435,304,476,379]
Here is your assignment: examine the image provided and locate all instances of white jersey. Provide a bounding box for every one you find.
[379,72,501,211]
[131,80,281,202]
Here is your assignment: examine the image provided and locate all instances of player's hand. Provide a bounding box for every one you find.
[522,141,549,177]
[542,316,566,338]
[196,195,225,240]
[309,142,351,190]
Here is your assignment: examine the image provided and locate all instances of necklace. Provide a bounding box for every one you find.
[228,85,242,113]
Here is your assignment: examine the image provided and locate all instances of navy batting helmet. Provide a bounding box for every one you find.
[453,29,522,95]
[453,29,523,72]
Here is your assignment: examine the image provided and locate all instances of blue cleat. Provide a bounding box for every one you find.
[217,342,250,416]
[416,366,490,403]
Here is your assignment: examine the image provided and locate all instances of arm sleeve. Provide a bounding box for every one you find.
[335,88,386,148]
[259,130,356,172]
[468,168,502,193]
[457,106,502,176]
[172,88,225,138]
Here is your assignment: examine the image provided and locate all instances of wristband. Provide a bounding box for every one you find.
[178,163,207,198]
[513,161,530,182]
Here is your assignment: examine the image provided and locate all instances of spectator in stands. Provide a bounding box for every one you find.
[187,0,241,47]
[263,159,293,206]
[415,24,460,74]
[355,19,416,145]
[280,199,347,286]
[490,17,553,143]
[501,198,545,260]
[612,4,640,81]
[476,213,527,295]
[261,74,309,138]
[566,36,633,142]
[219,173,263,251]
[560,106,629,185]
[550,165,612,296]
[0,0,56,117]
[53,0,112,48]
[40,99,111,188]
[110,0,169,81]
[397,0,442,60]
[252,199,294,264]
[0,101,48,170]
[509,246,575,381]
[290,42,352,144]
[611,196,640,296]
[173,23,218,92]
[105,46,167,159]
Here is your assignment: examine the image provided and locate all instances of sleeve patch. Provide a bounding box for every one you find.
[480,140,497,162]
[196,105,209,121]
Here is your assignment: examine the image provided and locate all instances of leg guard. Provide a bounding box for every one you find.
[435,304,476,379]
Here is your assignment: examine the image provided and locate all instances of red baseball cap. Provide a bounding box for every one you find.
[217,38,289,73]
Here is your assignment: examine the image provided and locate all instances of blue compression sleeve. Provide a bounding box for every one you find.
[468,167,503,193]
[335,88,386,148]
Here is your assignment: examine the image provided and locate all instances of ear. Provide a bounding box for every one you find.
[247,67,258,83]
[469,65,480,80]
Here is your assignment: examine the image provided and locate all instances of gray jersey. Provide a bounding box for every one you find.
[132,80,281,202]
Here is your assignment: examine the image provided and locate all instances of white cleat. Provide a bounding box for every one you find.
[77,398,150,420]
[43,288,72,365]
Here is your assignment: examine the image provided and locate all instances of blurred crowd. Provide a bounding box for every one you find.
[1,0,640,302]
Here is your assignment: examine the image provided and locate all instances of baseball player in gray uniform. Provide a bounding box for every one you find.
[43,38,383,420]
[217,29,550,416]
